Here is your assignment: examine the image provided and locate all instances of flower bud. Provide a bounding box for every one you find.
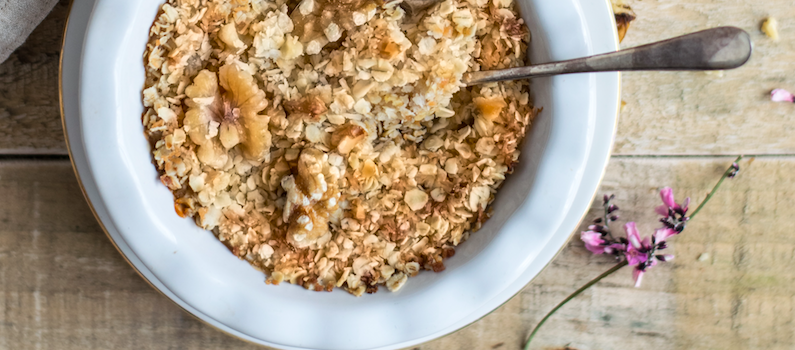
[656,254,674,262]
[728,162,740,178]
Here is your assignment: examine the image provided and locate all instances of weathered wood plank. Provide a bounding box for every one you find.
[0,161,262,349]
[2,0,794,155]
[617,0,795,155]
[0,157,788,349]
[0,0,70,155]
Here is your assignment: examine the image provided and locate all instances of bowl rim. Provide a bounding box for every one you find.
[59,0,621,348]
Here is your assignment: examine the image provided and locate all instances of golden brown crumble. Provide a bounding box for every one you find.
[142,0,537,295]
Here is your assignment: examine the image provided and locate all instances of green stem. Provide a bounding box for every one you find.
[689,155,743,220]
[523,261,628,350]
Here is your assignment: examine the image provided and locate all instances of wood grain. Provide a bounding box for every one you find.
[2,0,793,349]
[0,161,263,350]
[1,0,793,155]
[0,157,788,350]
[617,0,795,155]
[0,0,70,155]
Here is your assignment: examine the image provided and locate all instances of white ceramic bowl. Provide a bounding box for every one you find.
[61,0,619,349]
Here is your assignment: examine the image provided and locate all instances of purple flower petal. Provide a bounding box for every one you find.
[624,222,642,249]
[655,205,669,217]
[654,228,677,243]
[624,231,648,266]
[633,268,644,287]
[660,187,676,208]
[581,231,607,254]
[581,231,604,246]
[604,243,627,255]
[585,243,607,255]
[625,244,648,266]
[605,243,627,255]
[624,223,648,265]
[771,89,795,103]
[658,254,675,262]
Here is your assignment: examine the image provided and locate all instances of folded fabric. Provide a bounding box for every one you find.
[0,0,60,63]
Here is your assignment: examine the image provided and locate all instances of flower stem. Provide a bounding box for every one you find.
[689,155,743,220]
[602,204,615,241]
[523,261,628,350]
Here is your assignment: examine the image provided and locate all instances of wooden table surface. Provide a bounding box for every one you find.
[1,1,793,349]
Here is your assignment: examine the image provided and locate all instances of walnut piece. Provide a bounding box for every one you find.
[762,17,779,41]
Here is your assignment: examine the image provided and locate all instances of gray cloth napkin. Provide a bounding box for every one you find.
[0,0,59,63]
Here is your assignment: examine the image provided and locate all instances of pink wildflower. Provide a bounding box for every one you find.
[771,89,795,103]
[728,162,740,178]
[624,222,642,248]
[626,246,647,266]
[581,231,606,254]
[654,228,676,243]
[657,254,675,262]
[624,222,648,266]
[604,243,626,255]
[632,268,644,287]
[660,187,676,208]
[580,192,695,287]
[655,187,690,219]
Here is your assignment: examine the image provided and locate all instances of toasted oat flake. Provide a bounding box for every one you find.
[142,0,536,295]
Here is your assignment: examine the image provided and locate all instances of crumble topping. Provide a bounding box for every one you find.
[143,0,537,295]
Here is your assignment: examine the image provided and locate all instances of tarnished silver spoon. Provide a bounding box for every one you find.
[398,0,440,16]
[463,26,752,86]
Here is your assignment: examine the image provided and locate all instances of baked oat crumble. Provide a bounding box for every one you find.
[142,0,537,296]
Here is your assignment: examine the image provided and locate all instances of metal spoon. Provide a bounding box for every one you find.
[463,26,752,86]
[398,0,439,16]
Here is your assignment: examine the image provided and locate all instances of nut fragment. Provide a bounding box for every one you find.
[762,17,779,41]
[283,149,339,249]
[219,23,246,50]
[184,65,271,161]
[611,0,636,43]
[330,123,366,154]
[285,95,328,116]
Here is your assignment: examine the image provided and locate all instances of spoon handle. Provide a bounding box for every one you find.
[463,26,752,86]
